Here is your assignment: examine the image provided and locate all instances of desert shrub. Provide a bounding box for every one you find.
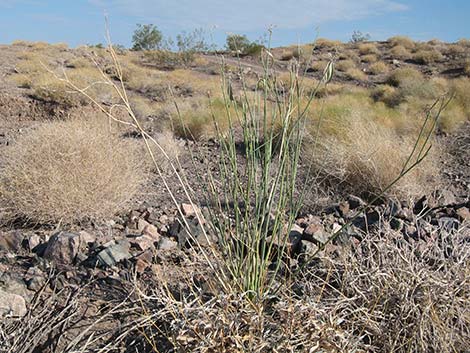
[0,119,147,223]
[361,54,378,63]
[386,67,424,87]
[457,38,470,47]
[449,78,470,116]
[438,102,467,133]
[280,50,294,61]
[310,60,328,72]
[175,28,210,64]
[462,59,470,75]
[369,61,389,74]
[388,35,415,49]
[173,98,231,140]
[344,67,367,81]
[11,39,33,46]
[31,41,50,50]
[371,85,402,106]
[226,34,250,52]
[291,44,313,61]
[335,59,356,72]
[132,23,163,51]
[358,42,379,55]
[65,57,91,69]
[304,112,438,197]
[412,49,444,64]
[310,231,470,353]
[315,38,342,48]
[350,30,371,43]
[143,131,182,172]
[444,44,466,56]
[390,45,412,60]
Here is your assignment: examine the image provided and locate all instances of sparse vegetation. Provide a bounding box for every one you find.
[0,33,469,353]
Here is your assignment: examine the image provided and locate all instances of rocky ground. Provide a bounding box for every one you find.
[0,41,469,352]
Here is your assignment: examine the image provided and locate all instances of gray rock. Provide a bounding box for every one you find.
[0,289,26,317]
[158,237,178,250]
[43,232,80,264]
[97,239,131,267]
[24,267,45,291]
[130,235,156,251]
[303,222,328,245]
[181,203,201,218]
[142,224,161,241]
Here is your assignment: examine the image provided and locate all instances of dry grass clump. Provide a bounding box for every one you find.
[310,60,329,72]
[412,49,444,64]
[335,59,356,72]
[304,90,438,197]
[0,118,147,223]
[390,45,412,60]
[386,67,423,86]
[344,67,367,81]
[361,54,378,63]
[445,43,467,56]
[462,59,470,75]
[358,42,379,55]
[315,38,343,48]
[142,131,183,172]
[173,98,232,140]
[457,38,470,47]
[305,116,437,198]
[388,36,416,49]
[369,61,389,75]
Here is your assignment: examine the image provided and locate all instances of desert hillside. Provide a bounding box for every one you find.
[0,37,469,352]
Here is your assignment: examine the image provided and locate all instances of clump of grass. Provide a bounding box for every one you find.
[388,36,416,49]
[463,59,470,76]
[371,84,401,106]
[412,49,444,64]
[344,67,367,81]
[310,60,328,72]
[143,131,182,172]
[335,59,356,72]
[386,67,423,86]
[369,61,389,74]
[361,54,378,63]
[390,45,412,60]
[358,42,379,55]
[445,43,466,56]
[0,118,147,223]
[305,113,438,198]
[315,38,342,48]
[173,97,232,140]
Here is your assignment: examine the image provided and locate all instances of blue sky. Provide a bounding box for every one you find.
[0,1,469,47]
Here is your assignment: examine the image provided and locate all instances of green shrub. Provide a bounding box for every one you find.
[132,23,163,51]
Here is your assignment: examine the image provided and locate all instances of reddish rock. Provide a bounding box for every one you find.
[456,207,470,221]
[43,232,80,264]
[181,203,201,218]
